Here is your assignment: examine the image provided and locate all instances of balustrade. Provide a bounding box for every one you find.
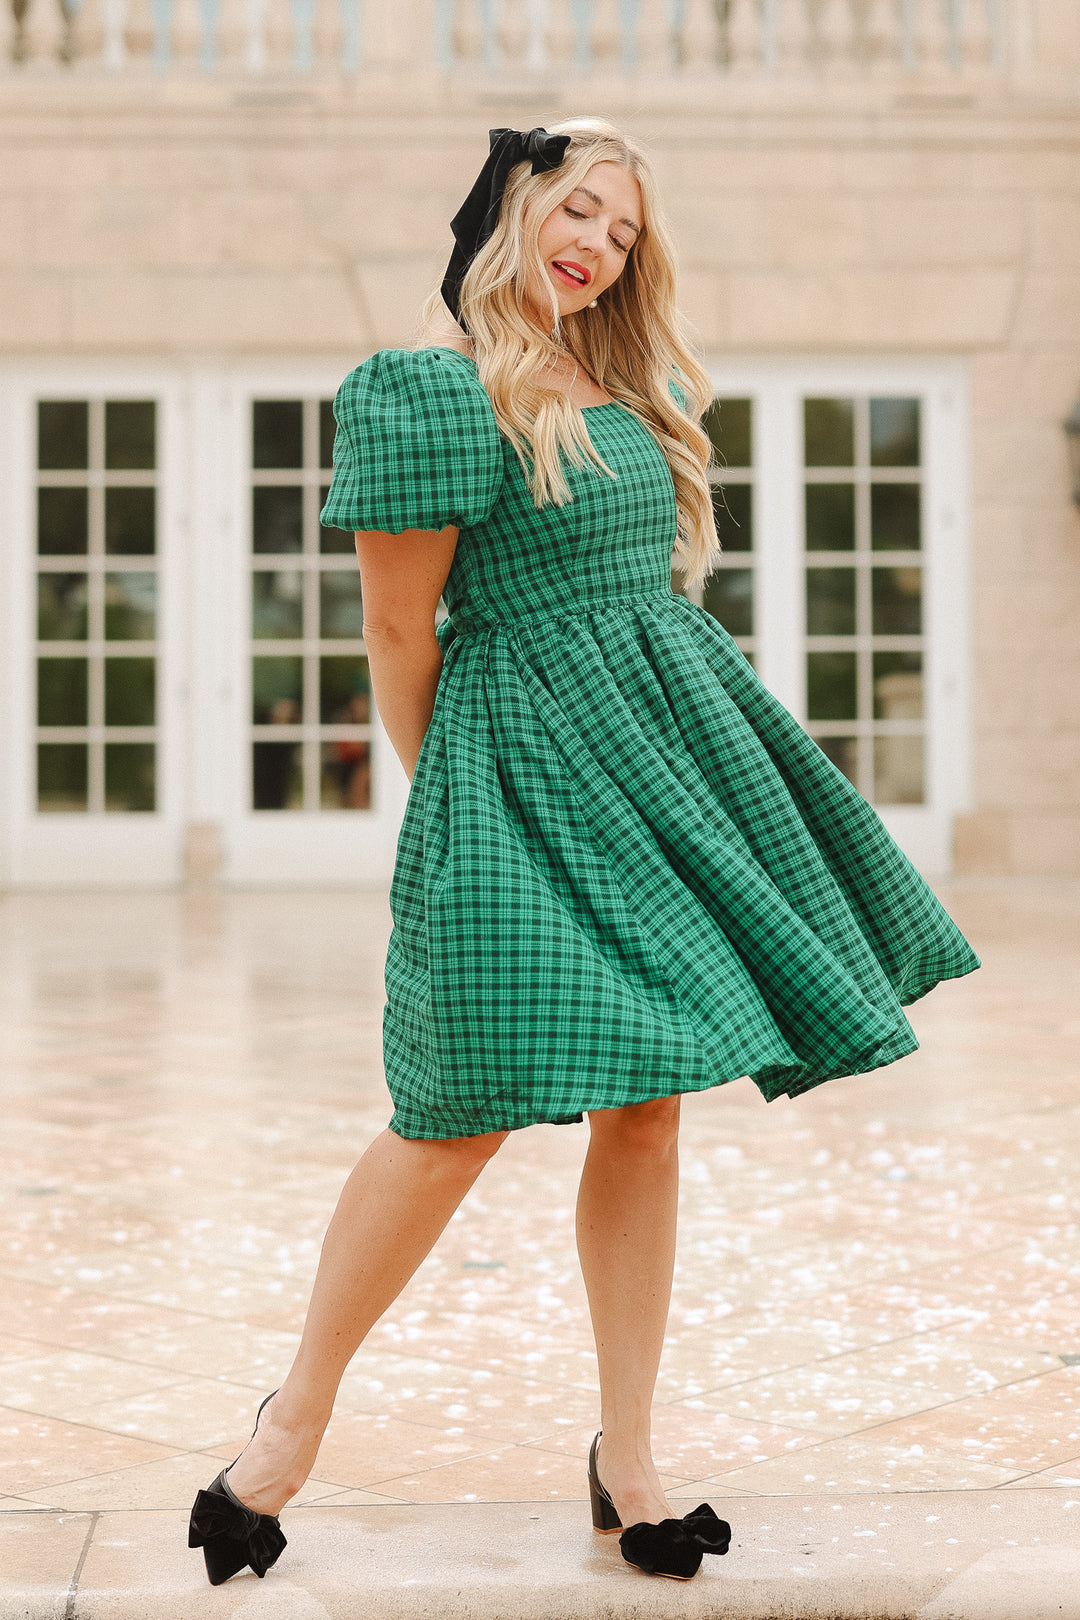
[1,0,1014,79]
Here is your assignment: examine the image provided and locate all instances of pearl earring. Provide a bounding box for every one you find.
[588,297,598,308]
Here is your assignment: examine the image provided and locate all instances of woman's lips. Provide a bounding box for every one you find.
[551,260,591,288]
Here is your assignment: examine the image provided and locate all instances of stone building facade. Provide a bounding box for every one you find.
[0,0,1078,885]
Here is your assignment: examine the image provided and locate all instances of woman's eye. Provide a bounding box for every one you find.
[611,238,630,254]
[564,207,586,220]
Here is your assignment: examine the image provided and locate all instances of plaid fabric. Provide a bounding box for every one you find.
[322,348,980,1141]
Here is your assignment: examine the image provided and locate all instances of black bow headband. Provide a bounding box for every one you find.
[441,126,572,329]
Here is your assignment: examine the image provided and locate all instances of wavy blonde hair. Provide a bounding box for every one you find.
[418,117,718,583]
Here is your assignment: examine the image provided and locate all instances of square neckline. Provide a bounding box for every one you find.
[425,345,623,412]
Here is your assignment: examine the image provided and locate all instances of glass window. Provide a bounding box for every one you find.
[249,398,373,812]
[804,398,854,467]
[677,397,756,667]
[253,400,303,469]
[34,399,158,813]
[38,402,88,470]
[802,395,925,803]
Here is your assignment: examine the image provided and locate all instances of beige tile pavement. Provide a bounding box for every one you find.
[0,879,1078,1612]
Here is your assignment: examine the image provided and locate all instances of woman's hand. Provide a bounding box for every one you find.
[354,526,459,781]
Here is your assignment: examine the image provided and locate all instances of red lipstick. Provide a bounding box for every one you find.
[552,259,592,288]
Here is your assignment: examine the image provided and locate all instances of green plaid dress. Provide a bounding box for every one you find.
[321,347,979,1141]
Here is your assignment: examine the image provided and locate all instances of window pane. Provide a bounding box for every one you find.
[105,487,155,555]
[806,568,856,635]
[252,656,302,724]
[702,568,753,637]
[873,652,923,719]
[870,398,920,467]
[38,574,88,640]
[320,656,371,724]
[872,567,922,634]
[38,658,87,725]
[871,484,921,550]
[804,398,854,467]
[105,743,156,811]
[38,488,88,556]
[105,401,155,470]
[712,484,752,552]
[319,400,336,470]
[253,401,303,469]
[252,742,302,810]
[320,485,354,554]
[702,398,752,467]
[807,652,857,720]
[105,573,156,639]
[320,571,364,638]
[252,570,304,639]
[38,402,88,470]
[252,487,303,554]
[37,743,87,811]
[874,734,924,803]
[805,484,855,552]
[816,735,858,786]
[321,741,371,809]
[105,657,156,725]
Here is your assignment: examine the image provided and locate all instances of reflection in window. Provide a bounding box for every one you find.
[37,743,88,812]
[249,398,373,812]
[38,488,88,555]
[105,487,155,555]
[803,395,924,804]
[807,652,857,721]
[805,484,855,551]
[104,573,156,640]
[252,486,303,554]
[871,483,921,550]
[252,571,303,639]
[804,398,854,467]
[38,574,89,640]
[806,569,856,636]
[34,398,158,813]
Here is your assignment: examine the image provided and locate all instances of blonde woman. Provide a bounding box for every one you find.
[188,119,979,1585]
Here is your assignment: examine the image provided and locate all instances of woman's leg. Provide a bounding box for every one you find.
[576,1095,681,1527]
[226,1125,507,1515]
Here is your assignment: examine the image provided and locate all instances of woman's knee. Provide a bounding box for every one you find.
[423,1129,509,1179]
[588,1095,681,1154]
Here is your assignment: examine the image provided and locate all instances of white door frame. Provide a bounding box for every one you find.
[705,355,975,877]
[0,354,973,888]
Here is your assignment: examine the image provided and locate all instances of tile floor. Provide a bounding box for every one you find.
[0,879,1078,1518]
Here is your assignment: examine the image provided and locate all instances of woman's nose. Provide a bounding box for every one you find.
[575,218,607,253]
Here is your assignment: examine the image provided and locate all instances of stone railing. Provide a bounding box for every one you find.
[0,0,1018,78]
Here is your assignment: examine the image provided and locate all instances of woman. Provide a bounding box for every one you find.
[188,118,979,1585]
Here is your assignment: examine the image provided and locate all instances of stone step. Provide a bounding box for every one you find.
[3,1489,1080,1620]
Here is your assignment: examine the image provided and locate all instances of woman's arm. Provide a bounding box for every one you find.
[355,526,459,782]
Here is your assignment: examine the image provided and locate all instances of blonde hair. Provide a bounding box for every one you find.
[418,118,718,584]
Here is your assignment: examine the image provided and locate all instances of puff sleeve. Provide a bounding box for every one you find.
[319,348,505,535]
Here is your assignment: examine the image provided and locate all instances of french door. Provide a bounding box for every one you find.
[0,358,972,887]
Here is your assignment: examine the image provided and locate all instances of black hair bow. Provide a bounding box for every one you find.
[441,126,572,328]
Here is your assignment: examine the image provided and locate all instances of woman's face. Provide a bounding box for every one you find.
[529,161,643,325]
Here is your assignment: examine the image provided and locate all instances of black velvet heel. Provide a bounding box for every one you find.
[188,1391,287,1586]
[588,1431,623,1533]
[586,1430,732,1581]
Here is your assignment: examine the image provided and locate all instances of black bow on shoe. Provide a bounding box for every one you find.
[441,126,572,326]
[618,1503,731,1580]
[188,1473,287,1585]
[619,1518,703,1580]
[681,1501,732,1553]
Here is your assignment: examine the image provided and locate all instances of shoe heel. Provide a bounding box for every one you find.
[587,1432,622,1534]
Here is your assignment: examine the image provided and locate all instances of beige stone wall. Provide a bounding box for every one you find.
[1,71,1078,871]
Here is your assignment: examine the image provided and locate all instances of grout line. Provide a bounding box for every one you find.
[64,1510,99,1620]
